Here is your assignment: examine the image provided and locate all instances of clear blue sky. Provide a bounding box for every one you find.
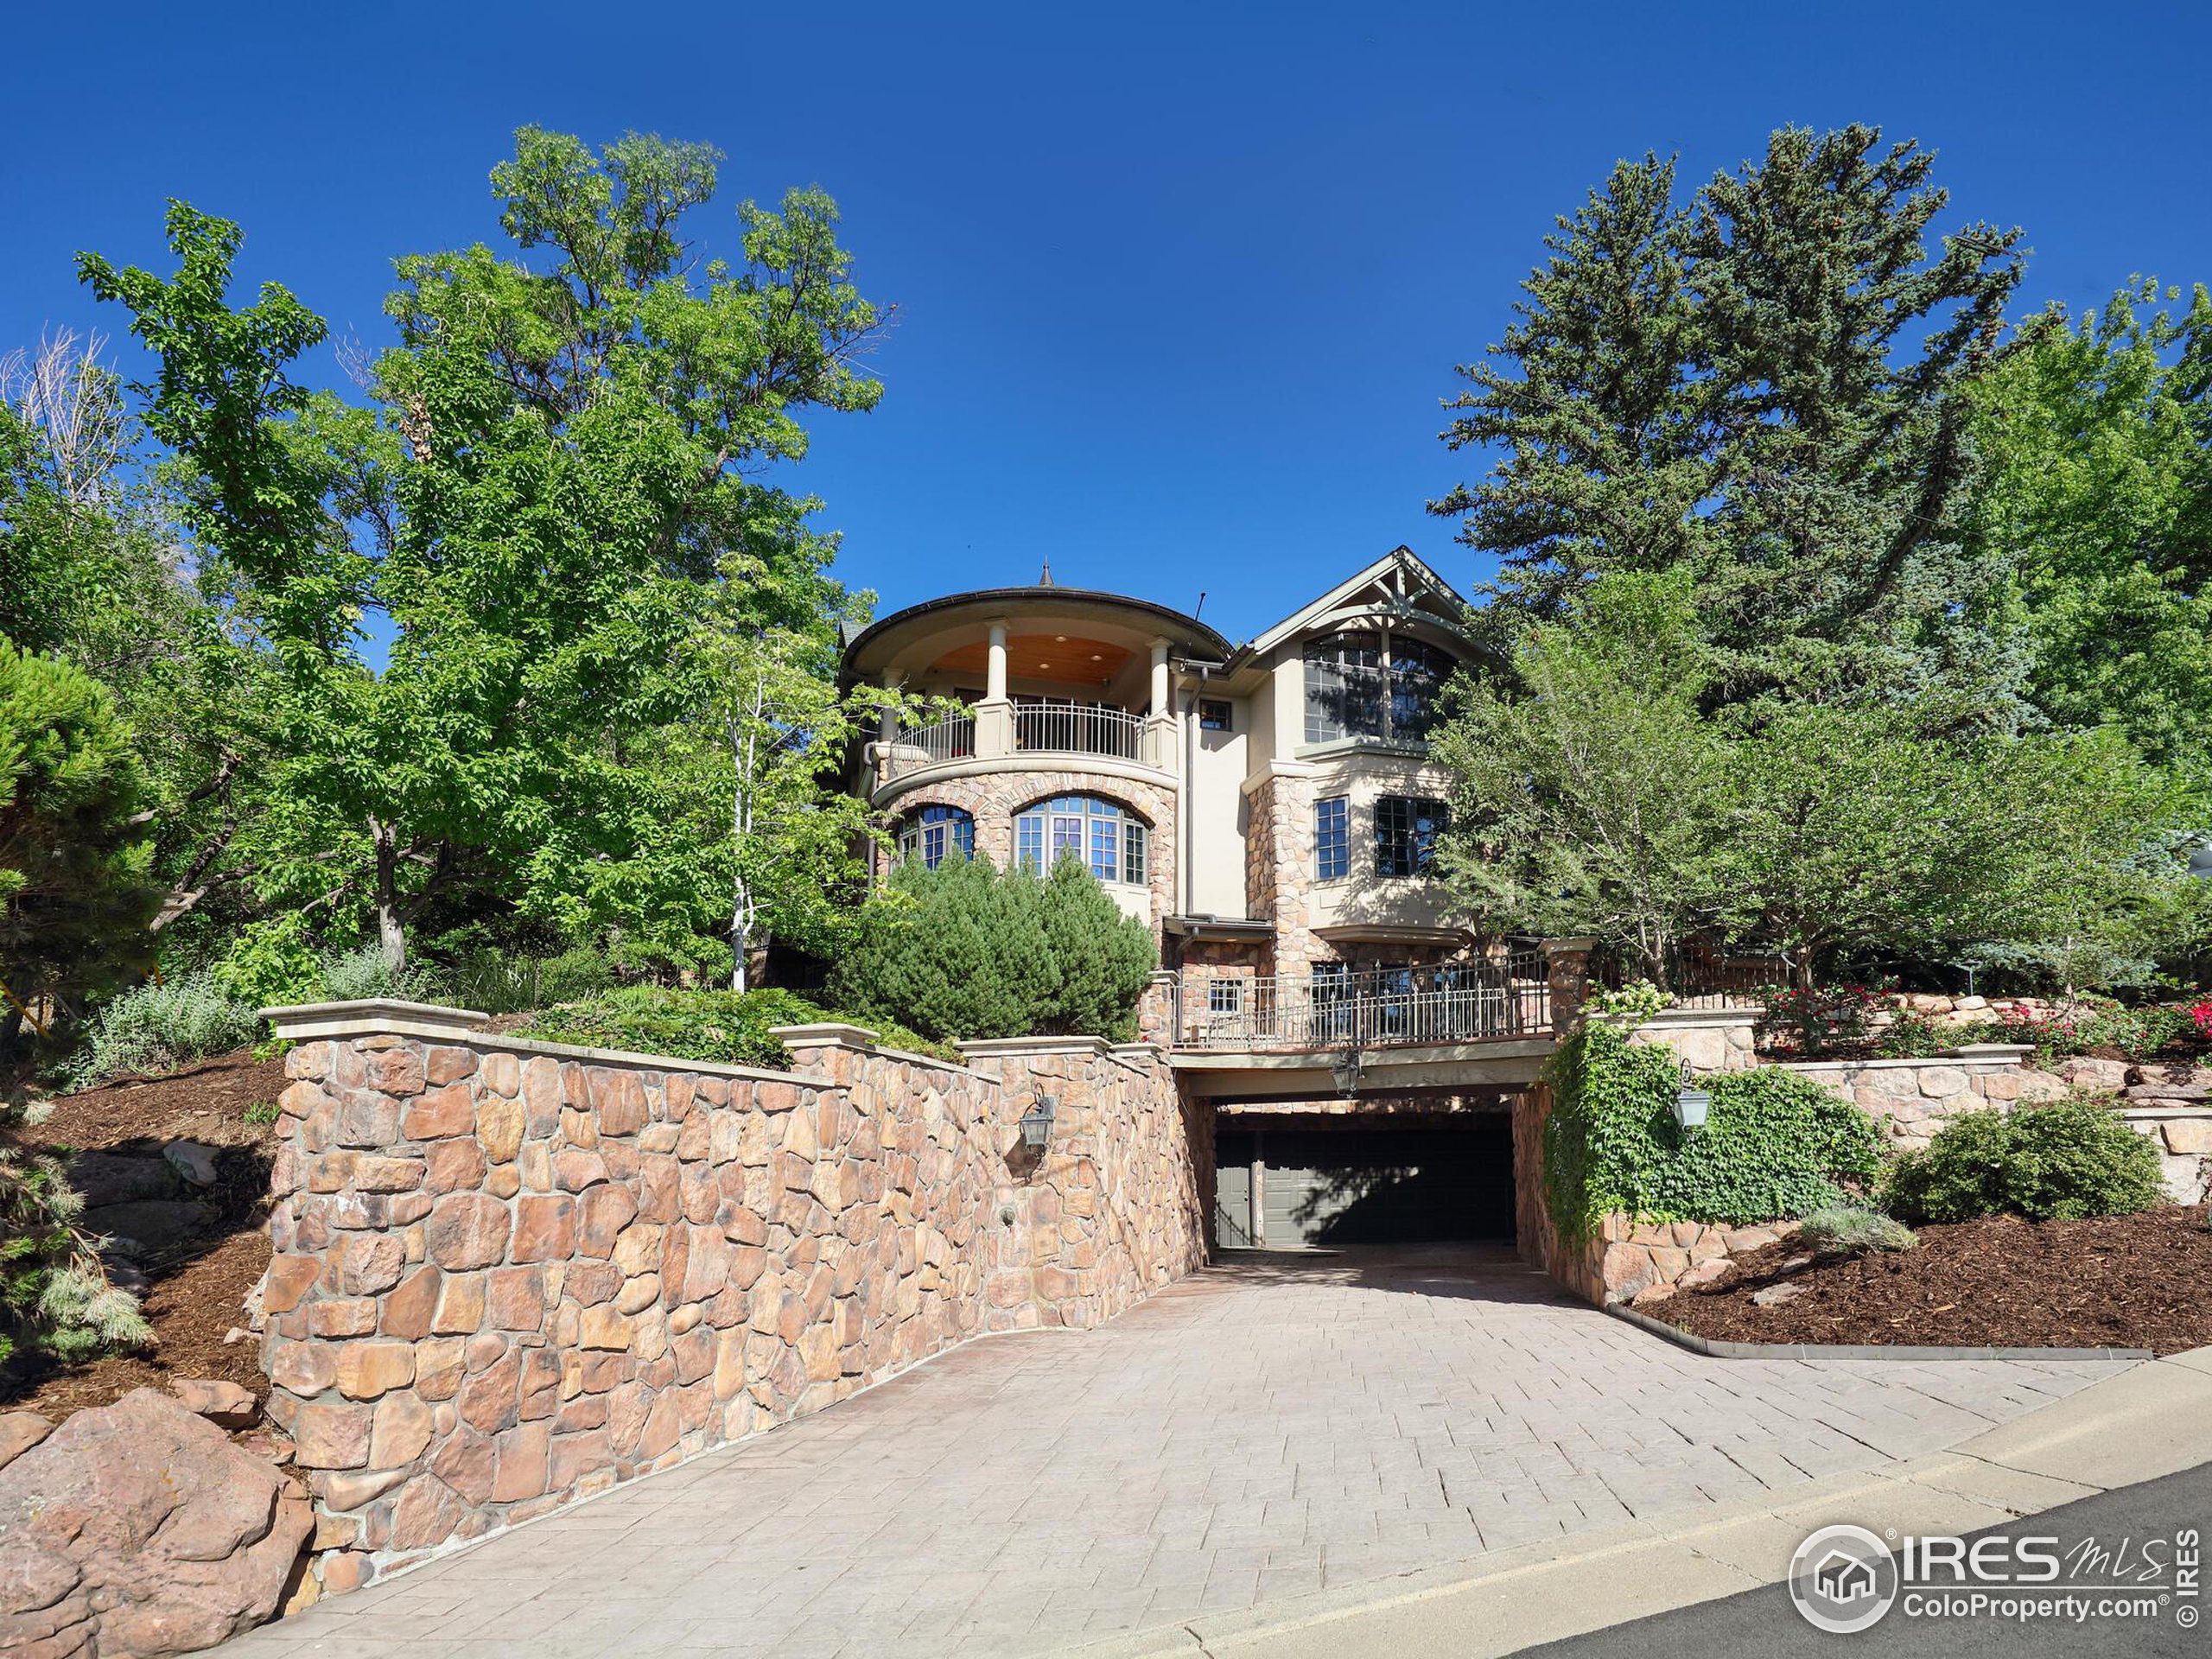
[5,1,2208,647]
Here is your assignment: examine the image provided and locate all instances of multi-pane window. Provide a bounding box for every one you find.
[896,804,974,869]
[1303,632,1457,745]
[1304,633,1386,743]
[1198,698,1233,732]
[1207,979,1243,1014]
[1313,796,1350,881]
[1014,795,1147,885]
[1375,796,1448,877]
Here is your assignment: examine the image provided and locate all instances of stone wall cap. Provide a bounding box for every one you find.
[262,998,489,1039]
[766,1022,883,1048]
[1952,1042,2036,1059]
[1771,1051,2015,1073]
[1633,1007,1760,1030]
[957,1035,1116,1058]
[1540,937,1599,954]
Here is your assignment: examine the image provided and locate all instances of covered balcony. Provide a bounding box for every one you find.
[842,583,1230,801]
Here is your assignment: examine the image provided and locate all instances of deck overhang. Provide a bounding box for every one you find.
[1166,1035,1555,1100]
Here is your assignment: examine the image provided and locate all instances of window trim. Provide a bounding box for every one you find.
[1313,795,1350,882]
[1013,794,1149,887]
[896,803,976,870]
[1374,794,1448,879]
[1303,629,1456,747]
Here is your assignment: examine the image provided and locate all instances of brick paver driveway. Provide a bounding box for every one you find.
[222,1247,2134,1658]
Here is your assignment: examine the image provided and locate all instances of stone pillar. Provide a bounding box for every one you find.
[1541,937,1597,1033]
[1135,970,1179,1047]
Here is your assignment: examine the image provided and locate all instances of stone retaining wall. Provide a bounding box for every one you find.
[255,1004,1205,1596]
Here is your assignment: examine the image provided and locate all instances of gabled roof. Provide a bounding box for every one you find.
[1236,545,1471,659]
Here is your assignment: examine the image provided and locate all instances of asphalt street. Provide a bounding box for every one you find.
[1518,1461,2212,1659]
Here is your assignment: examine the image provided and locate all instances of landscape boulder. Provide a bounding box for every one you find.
[170,1377,261,1430]
[162,1141,224,1188]
[0,1388,310,1658]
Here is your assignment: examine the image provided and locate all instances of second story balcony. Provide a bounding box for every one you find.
[880,700,1151,784]
[845,583,1230,802]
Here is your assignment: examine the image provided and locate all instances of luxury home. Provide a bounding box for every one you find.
[842,548,1556,1246]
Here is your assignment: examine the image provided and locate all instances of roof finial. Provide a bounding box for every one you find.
[1039,560,1053,586]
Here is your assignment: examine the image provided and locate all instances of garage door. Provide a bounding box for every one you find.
[1214,1121,1514,1248]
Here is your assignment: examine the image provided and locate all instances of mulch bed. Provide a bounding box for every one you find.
[1656,1206,2212,1355]
[5,1050,283,1417]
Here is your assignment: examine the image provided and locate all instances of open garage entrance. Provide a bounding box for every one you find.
[1212,1111,1515,1249]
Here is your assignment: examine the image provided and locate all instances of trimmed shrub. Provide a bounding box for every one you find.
[1542,1023,1883,1243]
[516,986,959,1070]
[61,969,259,1090]
[1798,1204,1916,1255]
[830,853,1155,1043]
[1883,1096,2168,1224]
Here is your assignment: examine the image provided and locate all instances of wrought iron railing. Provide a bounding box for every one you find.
[1015,702,1144,761]
[880,712,976,779]
[1173,952,1550,1050]
[1591,942,1779,1010]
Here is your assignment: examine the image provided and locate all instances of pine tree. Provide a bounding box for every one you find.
[1434,126,2025,708]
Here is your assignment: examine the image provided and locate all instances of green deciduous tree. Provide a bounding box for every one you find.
[1968,280,2212,779]
[1433,570,1729,982]
[1434,124,2024,707]
[79,129,886,977]
[0,642,161,1035]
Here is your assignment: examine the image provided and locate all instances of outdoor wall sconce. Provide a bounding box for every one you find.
[1674,1058,1712,1131]
[1019,1092,1058,1150]
[1331,1047,1363,1098]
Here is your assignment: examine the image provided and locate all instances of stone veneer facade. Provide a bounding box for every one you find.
[877,765,1178,928]
[255,1004,1206,1595]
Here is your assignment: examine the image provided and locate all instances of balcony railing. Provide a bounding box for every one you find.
[1173,952,1550,1050]
[880,713,976,781]
[1015,702,1143,761]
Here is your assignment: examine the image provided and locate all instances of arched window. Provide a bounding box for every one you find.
[896,804,975,869]
[1014,795,1147,886]
[1304,632,1459,744]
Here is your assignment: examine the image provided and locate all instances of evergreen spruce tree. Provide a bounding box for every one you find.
[1434,125,2025,709]
[1029,854,1158,1039]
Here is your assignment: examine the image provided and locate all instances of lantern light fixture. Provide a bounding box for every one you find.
[1019,1092,1058,1150]
[1674,1058,1711,1131]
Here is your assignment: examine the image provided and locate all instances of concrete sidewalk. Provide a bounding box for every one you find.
[1080,1345,2212,1658]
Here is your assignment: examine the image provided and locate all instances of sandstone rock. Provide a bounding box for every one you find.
[2162,1117,2212,1155]
[2129,1064,2212,1102]
[0,1388,310,1657]
[1675,1258,1731,1291]
[170,1378,260,1429]
[426,1192,511,1269]
[2056,1056,2132,1093]
[1750,1281,1806,1308]
[0,1412,54,1472]
[162,1140,223,1187]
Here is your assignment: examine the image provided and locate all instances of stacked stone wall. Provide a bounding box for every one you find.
[256,1011,1205,1595]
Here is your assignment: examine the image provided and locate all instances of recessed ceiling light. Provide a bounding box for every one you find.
[1090,653,1103,661]
[1038,662,1049,669]
[1053,635,1067,643]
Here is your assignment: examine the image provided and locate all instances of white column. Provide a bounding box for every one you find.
[986,620,1009,702]
[878,671,900,745]
[1149,639,1171,715]
[976,620,1014,759]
